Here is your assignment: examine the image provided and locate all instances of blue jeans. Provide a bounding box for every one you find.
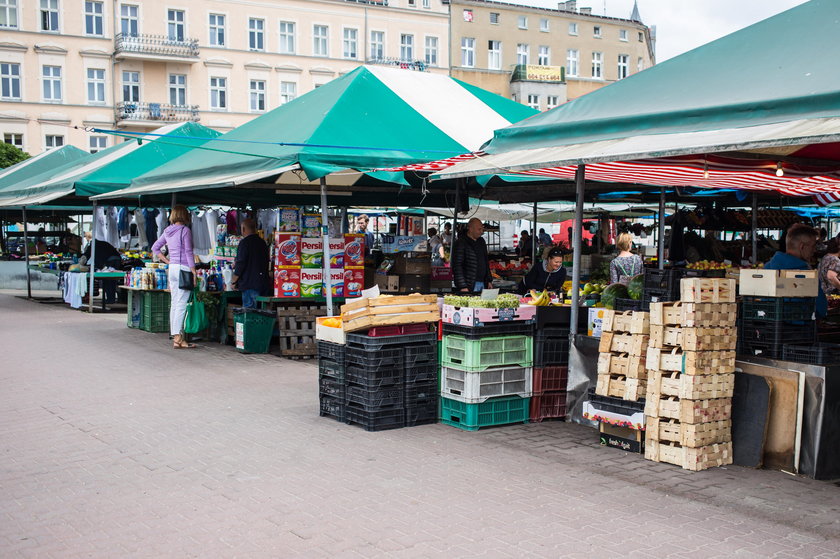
[473,281,485,292]
[242,289,260,309]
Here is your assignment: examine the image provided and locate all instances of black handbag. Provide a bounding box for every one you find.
[177,226,194,290]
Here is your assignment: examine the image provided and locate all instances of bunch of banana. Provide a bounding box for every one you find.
[528,289,551,306]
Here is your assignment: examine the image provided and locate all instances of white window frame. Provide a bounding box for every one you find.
[249,79,265,112]
[343,27,358,59]
[619,29,628,42]
[313,24,329,57]
[42,65,62,102]
[168,73,186,106]
[209,76,227,110]
[618,54,629,79]
[424,36,438,66]
[0,0,19,29]
[540,18,550,33]
[461,37,475,68]
[120,4,138,36]
[538,45,550,66]
[279,81,296,104]
[370,30,384,60]
[167,9,185,42]
[249,18,265,51]
[0,62,21,100]
[517,15,527,30]
[279,21,296,54]
[122,70,140,102]
[422,0,430,8]
[526,94,539,110]
[566,49,578,77]
[45,135,64,150]
[400,33,414,62]
[40,0,59,32]
[209,13,226,47]
[546,95,558,110]
[86,68,105,104]
[516,43,529,65]
[4,133,23,148]
[568,22,578,35]
[593,25,601,38]
[84,1,103,36]
[591,51,603,79]
[637,57,645,73]
[89,135,107,153]
[487,40,501,71]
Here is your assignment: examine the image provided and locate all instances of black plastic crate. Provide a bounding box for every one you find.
[319,375,345,399]
[614,298,647,312]
[346,385,405,409]
[643,268,684,290]
[317,341,346,364]
[319,395,346,422]
[405,382,438,404]
[346,332,437,350]
[586,388,645,414]
[406,399,438,427]
[346,347,404,369]
[405,363,439,384]
[442,321,535,339]
[680,268,727,278]
[739,319,817,359]
[404,342,438,368]
[535,327,570,367]
[781,342,840,365]
[319,360,345,382]
[345,404,405,432]
[346,365,404,388]
[643,287,680,303]
[739,296,816,322]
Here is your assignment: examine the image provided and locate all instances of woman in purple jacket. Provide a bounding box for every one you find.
[152,205,197,349]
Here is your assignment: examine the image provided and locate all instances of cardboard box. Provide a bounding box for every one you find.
[344,234,365,267]
[301,214,321,237]
[344,268,364,298]
[316,316,345,344]
[274,267,301,298]
[328,237,344,269]
[327,269,344,298]
[278,207,301,232]
[588,307,607,338]
[380,235,429,253]
[301,238,323,269]
[738,269,818,297]
[274,233,301,267]
[392,253,432,275]
[442,304,537,327]
[300,269,323,297]
[599,422,644,453]
[375,274,400,292]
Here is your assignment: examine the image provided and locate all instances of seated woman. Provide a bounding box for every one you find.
[519,247,567,294]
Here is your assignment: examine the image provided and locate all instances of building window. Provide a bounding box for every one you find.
[593,25,601,38]
[489,12,499,24]
[343,28,358,59]
[120,4,138,36]
[279,21,295,54]
[89,136,107,153]
[313,24,328,57]
[0,62,21,100]
[169,73,186,106]
[538,46,550,66]
[4,133,23,148]
[424,36,438,66]
[84,1,103,36]
[546,96,558,110]
[540,18,550,32]
[369,30,384,60]
[422,0,430,8]
[619,29,628,41]
[591,51,602,79]
[249,80,265,112]
[280,81,296,104]
[516,43,529,65]
[45,135,64,150]
[638,57,645,73]
[249,18,264,51]
[167,9,185,42]
[42,65,62,102]
[568,22,577,35]
[517,15,527,30]
[617,54,629,79]
[488,40,501,70]
[461,37,475,68]
[210,77,226,109]
[0,0,18,29]
[86,68,105,103]
[400,34,414,61]
[638,31,644,42]
[407,0,416,6]
[122,70,139,102]
[209,14,225,46]
[40,0,59,31]
[566,49,578,77]
[526,94,539,110]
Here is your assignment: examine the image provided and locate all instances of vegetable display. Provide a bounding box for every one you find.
[443,293,521,309]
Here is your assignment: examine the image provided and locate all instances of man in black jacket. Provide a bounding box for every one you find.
[232,219,270,308]
[451,218,493,293]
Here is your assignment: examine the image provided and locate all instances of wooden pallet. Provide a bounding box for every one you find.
[597,352,647,379]
[645,440,733,471]
[646,347,736,375]
[646,417,732,447]
[341,294,439,332]
[601,310,650,334]
[596,374,646,401]
[644,395,732,424]
[276,309,321,358]
[648,325,737,351]
[598,332,649,355]
[679,278,737,303]
[647,370,735,400]
[649,301,737,327]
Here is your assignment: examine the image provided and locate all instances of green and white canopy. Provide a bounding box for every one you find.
[0,145,87,195]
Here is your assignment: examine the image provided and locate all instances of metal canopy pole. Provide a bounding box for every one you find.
[320,177,333,317]
[88,201,97,313]
[532,201,538,261]
[657,187,666,270]
[22,206,31,299]
[751,194,758,265]
[453,178,462,239]
[569,165,585,340]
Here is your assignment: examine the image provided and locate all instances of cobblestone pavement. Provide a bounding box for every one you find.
[1,293,839,558]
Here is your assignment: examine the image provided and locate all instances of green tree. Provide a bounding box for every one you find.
[0,142,30,169]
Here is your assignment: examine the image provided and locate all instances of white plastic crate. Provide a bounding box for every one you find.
[441,365,532,404]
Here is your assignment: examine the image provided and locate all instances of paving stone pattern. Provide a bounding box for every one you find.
[1,293,839,558]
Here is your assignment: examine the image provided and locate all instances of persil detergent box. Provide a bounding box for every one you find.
[273,267,301,298]
[328,269,345,298]
[278,207,301,232]
[328,237,344,269]
[301,237,323,268]
[344,268,365,297]
[301,214,322,237]
[274,233,301,267]
[343,234,365,267]
[300,268,323,297]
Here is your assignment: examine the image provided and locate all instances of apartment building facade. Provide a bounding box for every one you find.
[0,0,450,156]
[449,0,655,110]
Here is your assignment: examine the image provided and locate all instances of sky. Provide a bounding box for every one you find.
[518,0,809,61]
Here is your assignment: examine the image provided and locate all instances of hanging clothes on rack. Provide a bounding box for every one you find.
[142,208,159,247]
[104,207,120,247]
[226,209,239,235]
[156,208,168,238]
[191,211,212,255]
[134,210,149,249]
[204,209,220,250]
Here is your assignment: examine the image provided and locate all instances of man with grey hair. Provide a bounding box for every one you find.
[765,222,826,317]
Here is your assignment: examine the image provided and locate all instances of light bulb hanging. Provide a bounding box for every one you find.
[703,160,709,179]
[776,162,784,177]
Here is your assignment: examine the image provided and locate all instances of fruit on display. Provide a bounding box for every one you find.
[626,274,645,301]
[686,260,727,270]
[600,283,629,310]
[527,290,552,306]
[321,317,342,328]
[581,282,605,297]
[443,293,521,309]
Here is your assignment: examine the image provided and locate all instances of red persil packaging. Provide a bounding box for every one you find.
[328,269,344,298]
[344,234,365,268]
[274,267,301,297]
[329,237,344,269]
[274,233,301,267]
[344,268,364,297]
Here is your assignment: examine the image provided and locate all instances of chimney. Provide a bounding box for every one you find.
[558,1,577,12]
[579,7,591,15]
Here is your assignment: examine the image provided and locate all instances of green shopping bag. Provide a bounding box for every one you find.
[184,289,209,334]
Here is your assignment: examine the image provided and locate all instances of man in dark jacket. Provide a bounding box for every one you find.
[232,219,270,308]
[451,218,493,292]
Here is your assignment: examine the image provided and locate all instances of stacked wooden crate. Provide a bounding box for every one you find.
[597,310,650,401]
[644,278,738,471]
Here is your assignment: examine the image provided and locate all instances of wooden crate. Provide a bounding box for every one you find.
[647,370,735,400]
[646,347,736,375]
[679,278,736,303]
[644,395,732,424]
[645,440,733,471]
[275,304,326,359]
[649,301,737,327]
[598,332,649,355]
[646,417,732,447]
[597,352,647,379]
[601,310,650,334]
[596,374,646,401]
[648,325,737,351]
[340,294,439,332]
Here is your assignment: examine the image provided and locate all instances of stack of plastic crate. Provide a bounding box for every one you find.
[643,268,683,306]
[738,292,817,360]
[644,278,738,471]
[317,340,347,423]
[531,325,571,421]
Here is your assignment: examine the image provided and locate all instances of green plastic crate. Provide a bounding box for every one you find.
[441,334,533,372]
[233,308,276,354]
[140,291,170,333]
[440,395,530,431]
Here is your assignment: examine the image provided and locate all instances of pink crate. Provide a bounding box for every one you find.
[530,392,567,422]
[442,304,536,327]
[431,266,453,281]
[532,366,569,395]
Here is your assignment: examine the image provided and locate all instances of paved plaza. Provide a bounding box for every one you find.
[1,292,839,558]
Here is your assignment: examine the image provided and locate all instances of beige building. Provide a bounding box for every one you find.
[449,0,655,110]
[0,0,451,156]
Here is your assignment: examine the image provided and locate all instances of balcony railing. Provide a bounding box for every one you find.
[115,101,200,124]
[510,64,565,83]
[115,32,199,59]
[365,57,428,72]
